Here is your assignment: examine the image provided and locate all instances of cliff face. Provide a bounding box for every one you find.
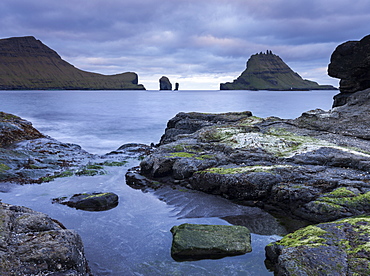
[220,51,335,91]
[0,36,145,90]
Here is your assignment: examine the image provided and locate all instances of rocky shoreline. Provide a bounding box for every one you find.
[127,86,370,274]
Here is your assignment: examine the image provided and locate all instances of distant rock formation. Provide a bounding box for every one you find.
[328,34,370,107]
[174,82,179,91]
[0,36,145,90]
[159,76,172,90]
[220,51,336,91]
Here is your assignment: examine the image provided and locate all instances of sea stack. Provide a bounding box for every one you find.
[0,36,145,90]
[159,76,172,90]
[220,51,336,91]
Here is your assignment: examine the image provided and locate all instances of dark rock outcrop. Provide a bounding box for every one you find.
[53,192,119,211]
[170,223,251,261]
[159,76,172,90]
[0,202,91,275]
[220,51,336,91]
[0,111,44,147]
[128,87,370,224]
[174,82,179,90]
[266,216,370,276]
[328,34,370,107]
[0,36,145,90]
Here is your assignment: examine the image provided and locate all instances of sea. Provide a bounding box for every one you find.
[0,90,337,275]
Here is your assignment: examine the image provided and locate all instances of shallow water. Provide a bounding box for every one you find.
[0,90,337,275]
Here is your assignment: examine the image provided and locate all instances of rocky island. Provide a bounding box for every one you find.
[220,51,336,91]
[0,36,145,90]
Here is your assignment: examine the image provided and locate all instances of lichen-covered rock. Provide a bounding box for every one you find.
[53,192,119,211]
[128,91,370,223]
[0,202,91,275]
[266,216,370,276]
[170,223,251,261]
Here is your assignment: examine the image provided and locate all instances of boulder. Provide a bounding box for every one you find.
[266,216,370,275]
[328,34,370,107]
[53,192,119,211]
[159,76,172,90]
[170,223,251,261]
[0,202,91,275]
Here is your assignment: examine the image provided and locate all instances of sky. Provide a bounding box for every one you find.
[1,0,370,90]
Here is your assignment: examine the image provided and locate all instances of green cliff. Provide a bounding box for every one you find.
[220,51,335,91]
[0,36,145,90]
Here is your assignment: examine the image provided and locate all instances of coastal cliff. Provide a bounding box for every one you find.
[220,51,336,91]
[0,36,145,90]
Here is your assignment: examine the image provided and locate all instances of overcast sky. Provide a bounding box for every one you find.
[1,0,369,90]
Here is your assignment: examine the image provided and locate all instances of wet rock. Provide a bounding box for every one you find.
[159,76,172,90]
[0,202,91,275]
[53,192,119,211]
[266,216,370,276]
[0,111,44,147]
[0,112,150,184]
[170,223,251,261]
[131,93,370,223]
[328,34,370,106]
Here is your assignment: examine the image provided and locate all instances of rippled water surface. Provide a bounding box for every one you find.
[0,90,337,275]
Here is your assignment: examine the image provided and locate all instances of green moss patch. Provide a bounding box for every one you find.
[202,165,291,175]
[275,225,328,248]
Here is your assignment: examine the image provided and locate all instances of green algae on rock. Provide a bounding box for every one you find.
[170,223,251,261]
[266,216,370,275]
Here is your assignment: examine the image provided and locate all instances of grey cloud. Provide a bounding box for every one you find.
[0,0,368,89]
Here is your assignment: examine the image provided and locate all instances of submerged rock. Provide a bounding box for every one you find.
[0,202,91,275]
[53,192,119,211]
[266,216,370,276]
[170,223,251,261]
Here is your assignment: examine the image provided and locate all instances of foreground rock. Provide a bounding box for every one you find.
[128,88,370,224]
[0,36,145,90]
[0,202,91,275]
[53,192,119,211]
[220,51,336,91]
[266,216,370,275]
[329,34,370,107]
[170,223,251,261]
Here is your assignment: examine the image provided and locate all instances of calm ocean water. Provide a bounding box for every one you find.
[0,90,337,275]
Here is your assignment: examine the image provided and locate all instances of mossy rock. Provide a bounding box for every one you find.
[170,223,251,261]
[266,216,370,275]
